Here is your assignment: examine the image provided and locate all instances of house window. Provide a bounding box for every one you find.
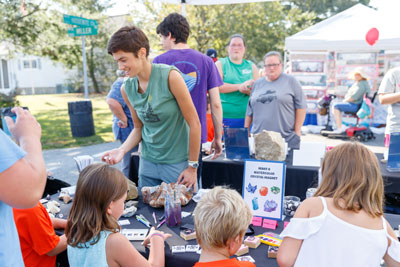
[2,60,9,88]
[0,59,9,89]
[23,60,30,69]
[23,59,39,69]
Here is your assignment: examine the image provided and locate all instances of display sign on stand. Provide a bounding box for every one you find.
[387,132,400,172]
[242,160,286,221]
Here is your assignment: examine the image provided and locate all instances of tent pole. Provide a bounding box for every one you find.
[181,1,186,16]
[283,50,288,73]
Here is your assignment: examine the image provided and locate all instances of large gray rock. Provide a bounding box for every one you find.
[254,130,285,161]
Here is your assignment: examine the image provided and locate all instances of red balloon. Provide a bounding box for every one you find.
[365,28,379,46]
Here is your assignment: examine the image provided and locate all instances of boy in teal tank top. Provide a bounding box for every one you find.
[102,26,201,190]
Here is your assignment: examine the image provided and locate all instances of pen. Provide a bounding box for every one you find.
[136,215,151,228]
[138,214,151,225]
[157,218,166,228]
[152,212,157,224]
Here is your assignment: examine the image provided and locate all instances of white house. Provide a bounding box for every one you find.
[0,44,77,95]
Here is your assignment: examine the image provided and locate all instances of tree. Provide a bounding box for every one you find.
[134,1,316,64]
[1,0,123,93]
[284,0,371,20]
[0,0,42,48]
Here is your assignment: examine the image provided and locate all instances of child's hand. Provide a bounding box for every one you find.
[142,227,172,248]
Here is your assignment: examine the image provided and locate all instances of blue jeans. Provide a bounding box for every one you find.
[138,157,188,190]
[334,102,360,113]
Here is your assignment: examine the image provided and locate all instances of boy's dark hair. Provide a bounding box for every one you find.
[156,13,190,44]
[107,26,150,58]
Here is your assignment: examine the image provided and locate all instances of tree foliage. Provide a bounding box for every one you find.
[284,0,371,19]
[135,1,316,64]
[0,0,371,93]
[0,0,120,93]
[0,0,43,47]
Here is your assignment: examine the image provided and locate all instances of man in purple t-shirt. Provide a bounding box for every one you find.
[154,13,223,183]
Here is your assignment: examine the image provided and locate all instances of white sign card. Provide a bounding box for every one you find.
[242,160,285,221]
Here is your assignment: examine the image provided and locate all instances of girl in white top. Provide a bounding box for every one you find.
[278,142,400,267]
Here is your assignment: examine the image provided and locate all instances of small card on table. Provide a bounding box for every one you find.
[252,216,262,227]
[262,218,277,230]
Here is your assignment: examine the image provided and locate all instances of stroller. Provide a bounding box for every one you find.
[318,94,336,132]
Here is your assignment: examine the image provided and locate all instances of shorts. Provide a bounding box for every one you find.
[138,157,187,190]
[333,102,360,113]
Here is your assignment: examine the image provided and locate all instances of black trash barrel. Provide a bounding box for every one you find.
[68,100,95,137]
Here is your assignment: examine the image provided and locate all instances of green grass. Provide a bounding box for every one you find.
[17,94,115,150]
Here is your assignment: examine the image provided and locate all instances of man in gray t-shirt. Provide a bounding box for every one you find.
[378,67,400,146]
[245,51,307,149]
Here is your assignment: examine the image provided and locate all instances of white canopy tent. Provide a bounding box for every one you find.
[285,4,400,52]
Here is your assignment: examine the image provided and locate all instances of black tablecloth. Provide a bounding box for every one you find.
[54,193,400,267]
[54,197,281,267]
[201,152,400,200]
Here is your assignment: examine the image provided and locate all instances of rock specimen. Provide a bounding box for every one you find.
[254,130,285,161]
[127,179,138,200]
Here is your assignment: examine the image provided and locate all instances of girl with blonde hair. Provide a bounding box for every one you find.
[66,163,171,266]
[278,142,400,267]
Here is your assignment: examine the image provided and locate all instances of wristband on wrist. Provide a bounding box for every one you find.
[149,232,165,241]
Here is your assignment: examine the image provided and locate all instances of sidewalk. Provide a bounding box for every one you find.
[43,141,122,186]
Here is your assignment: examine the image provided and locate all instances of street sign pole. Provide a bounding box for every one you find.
[63,14,98,99]
[81,36,89,99]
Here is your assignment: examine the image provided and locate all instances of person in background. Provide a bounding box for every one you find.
[107,69,138,178]
[206,94,215,143]
[378,67,400,148]
[216,34,259,128]
[277,142,400,267]
[66,163,171,266]
[333,67,370,133]
[193,186,254,267]
[102,26,201,190]
[0,107,47,266]
[13,202,68,267]
[206,48,218,63]
[153,13,223,186]
[245,51,306,149]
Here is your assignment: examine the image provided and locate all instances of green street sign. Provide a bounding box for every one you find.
[63,14,98,28]
[68,27,98,37]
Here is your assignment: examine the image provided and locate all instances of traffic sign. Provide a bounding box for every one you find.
[68,27,98,37]
[63,14,98,28]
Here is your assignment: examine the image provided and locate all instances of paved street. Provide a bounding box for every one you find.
[43,141,122,186]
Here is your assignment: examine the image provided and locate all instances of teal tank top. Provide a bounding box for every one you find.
[68,231,111,267]
[124,64,189,164]
[219,57,254,119]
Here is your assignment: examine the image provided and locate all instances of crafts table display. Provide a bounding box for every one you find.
[45,184,400,267]
[45,186,293,267]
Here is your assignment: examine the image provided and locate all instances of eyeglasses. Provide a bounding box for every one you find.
[264,63,281,68]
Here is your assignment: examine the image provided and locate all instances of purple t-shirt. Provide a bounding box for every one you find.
[153,49,223,143]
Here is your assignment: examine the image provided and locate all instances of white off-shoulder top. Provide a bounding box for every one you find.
[280,197,400,267]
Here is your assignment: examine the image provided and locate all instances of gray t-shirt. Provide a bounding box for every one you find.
[246,73,307,148]
[345,80,370,104]
[378,67,400,134]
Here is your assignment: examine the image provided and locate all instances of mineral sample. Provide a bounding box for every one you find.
[254,130,285,161]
